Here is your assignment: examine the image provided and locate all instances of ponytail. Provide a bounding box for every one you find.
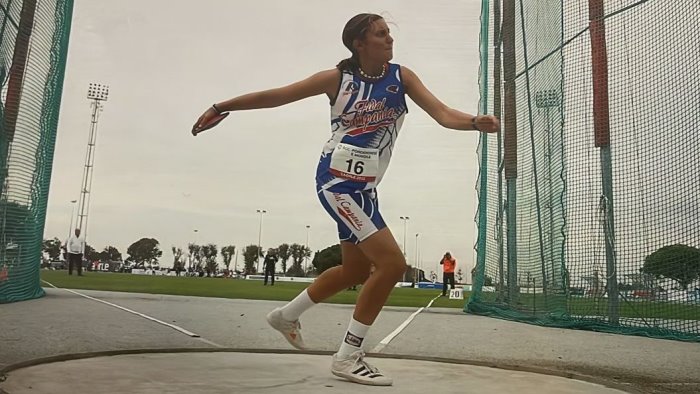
[336,53,360,73]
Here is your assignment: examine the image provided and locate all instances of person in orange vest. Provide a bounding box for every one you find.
[440,252,456,296]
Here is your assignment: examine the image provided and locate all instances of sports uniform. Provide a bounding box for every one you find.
[316,63,407,244]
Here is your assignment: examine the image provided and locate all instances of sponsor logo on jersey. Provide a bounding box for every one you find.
[333,194,364,231]
[386,84,399,94]
[342,80,359,96]
[341,98,398,136]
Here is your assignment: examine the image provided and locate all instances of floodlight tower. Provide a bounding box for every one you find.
[76,83,109,240]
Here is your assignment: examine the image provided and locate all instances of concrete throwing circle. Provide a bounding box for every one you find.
[1,352,629,393]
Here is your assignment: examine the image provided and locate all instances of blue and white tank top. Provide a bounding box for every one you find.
[315,63,408,193]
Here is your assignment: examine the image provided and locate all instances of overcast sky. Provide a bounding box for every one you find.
[44,0,484,274]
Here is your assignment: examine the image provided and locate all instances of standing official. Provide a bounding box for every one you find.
[263,250,277,286]
[65,228,85,276]
[440,252,456,296]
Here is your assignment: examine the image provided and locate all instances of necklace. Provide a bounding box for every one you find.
[358,64,386,80]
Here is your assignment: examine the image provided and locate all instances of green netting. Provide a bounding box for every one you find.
[469,0,700,341]
[0,0,74,303]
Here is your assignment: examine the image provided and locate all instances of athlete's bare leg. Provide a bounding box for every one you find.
[307,228,405,324]
[307,227,406,325]
[351,228,405,324]
[307,241,372,302]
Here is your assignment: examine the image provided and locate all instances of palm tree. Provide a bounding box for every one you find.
[221,245,236,271]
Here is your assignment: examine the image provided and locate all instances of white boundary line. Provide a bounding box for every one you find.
[371,294,441,353]
[42,280,224,348]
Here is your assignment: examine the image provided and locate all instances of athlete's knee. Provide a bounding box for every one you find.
[345,268,371,286]
[374,251,406,282]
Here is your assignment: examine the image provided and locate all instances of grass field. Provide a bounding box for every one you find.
[41,271,699,322]
[472,292,700,321]
[40,270,468,309]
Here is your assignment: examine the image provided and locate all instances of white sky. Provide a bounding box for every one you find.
[44,0,484,274]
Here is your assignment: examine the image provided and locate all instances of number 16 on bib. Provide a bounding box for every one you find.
[329,143,379,182]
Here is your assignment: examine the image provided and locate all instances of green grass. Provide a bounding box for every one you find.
[40,270,468,309]
[568,296,700,321]
[476,292,700,321]
[40,271,700,322]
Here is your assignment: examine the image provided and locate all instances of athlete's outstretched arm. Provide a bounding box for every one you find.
[192,69,339,135]
[401,66,499,133]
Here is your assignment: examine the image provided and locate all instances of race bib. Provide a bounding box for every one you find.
[329,143,379,182]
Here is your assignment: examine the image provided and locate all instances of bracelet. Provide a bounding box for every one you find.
[212,103,223,114]
[471,116,480,131]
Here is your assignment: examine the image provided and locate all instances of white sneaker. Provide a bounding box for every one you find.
[265,307,306,350]
[331,350,393,386]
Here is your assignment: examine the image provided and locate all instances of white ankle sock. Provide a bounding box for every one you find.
[280,289,316,321]
[337,317,371,359]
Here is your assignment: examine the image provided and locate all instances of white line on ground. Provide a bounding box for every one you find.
[42,280,224,348]
[371,294,441,353]
[196,337,225,348]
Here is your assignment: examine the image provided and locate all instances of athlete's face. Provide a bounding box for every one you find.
[356,19,394,63]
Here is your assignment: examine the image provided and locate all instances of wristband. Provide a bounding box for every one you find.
[212,103,223,114]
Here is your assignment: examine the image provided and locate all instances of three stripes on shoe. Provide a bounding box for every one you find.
[351,363,385,380]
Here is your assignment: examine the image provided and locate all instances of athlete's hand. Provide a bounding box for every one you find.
[474,115,500,133]
[191,107,229,136]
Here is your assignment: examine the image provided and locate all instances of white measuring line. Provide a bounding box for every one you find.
[42,280,223,348]
[371,294,441,353]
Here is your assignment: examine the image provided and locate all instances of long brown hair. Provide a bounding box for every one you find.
[336,13,384,73]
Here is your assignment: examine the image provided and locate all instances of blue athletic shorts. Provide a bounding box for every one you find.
[316,187,386,244]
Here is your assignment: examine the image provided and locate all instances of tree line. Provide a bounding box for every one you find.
[46,239,697,287]
[42,237,320,277]
[44,237,431,281]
